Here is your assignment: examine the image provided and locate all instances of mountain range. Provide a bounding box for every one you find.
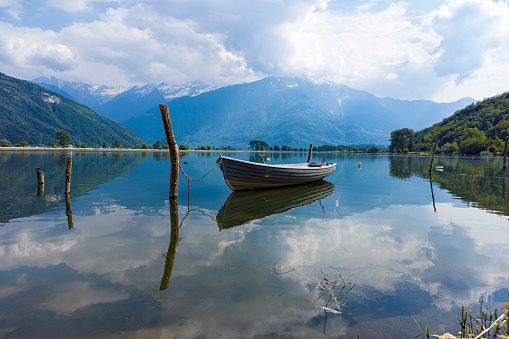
[0,73,143,147]
[33,76,219,123]
[28,75,476,148]
[123,77,474,147]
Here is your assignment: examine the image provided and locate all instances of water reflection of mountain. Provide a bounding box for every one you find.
[216,180,335,230]
[389,155,509,216]
[0,151,146,223]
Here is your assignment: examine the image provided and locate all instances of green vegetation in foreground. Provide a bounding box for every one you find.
[390,92,509,155]
[426,293,508,339]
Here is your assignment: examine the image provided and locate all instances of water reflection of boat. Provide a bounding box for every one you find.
[217,155,336,191]
[216,180,335,230]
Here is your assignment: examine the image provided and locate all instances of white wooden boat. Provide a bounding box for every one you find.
[217,155,336,191]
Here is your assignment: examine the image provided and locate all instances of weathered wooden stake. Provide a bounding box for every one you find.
[307,144,313,163]
[36,168,45,196]
[65,194,74,229]
[503,136,509,171]
[428,132,439,173]
[37,183,45,197]
[36,168,44,184]
[160,198,179,291]
[65,156,72,194]
[159,104,179,199]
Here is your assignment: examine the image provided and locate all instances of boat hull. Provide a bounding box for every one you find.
[218,156,336,191]
[216,180,335,229]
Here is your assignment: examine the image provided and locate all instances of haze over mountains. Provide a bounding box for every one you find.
[33,76,474,148]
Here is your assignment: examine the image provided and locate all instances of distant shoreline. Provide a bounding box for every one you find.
[0,147,413,156]
[0,147,305,152]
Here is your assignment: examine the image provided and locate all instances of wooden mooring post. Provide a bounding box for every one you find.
[65,156,72,194]
[36,168,44,184]
[159,104,179,199]
[307,144,313,163]
[36,168,45,196]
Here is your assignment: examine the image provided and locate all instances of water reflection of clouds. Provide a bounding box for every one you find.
[39,281,130,316]
[1,195,508,337]
[0,273,29,300]
[1,204,343,336]
[0,203,245,289]
[5,200,507,305]
[273,202,509,311]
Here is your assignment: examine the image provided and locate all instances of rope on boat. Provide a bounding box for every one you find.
[179,163,219,182]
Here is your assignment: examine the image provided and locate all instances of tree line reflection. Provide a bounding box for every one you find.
[389,155,509,216]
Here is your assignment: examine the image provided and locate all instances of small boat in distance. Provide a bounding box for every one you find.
[217,155,336,191]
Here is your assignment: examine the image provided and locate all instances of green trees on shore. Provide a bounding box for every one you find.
[56,130,71,147]
[112,140,122,148]
[389,128,414,153]
[249,140,270,151]
[391,92,509,155]
[0,137,385,152]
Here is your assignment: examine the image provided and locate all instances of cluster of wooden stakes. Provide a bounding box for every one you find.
[36,155,73,229]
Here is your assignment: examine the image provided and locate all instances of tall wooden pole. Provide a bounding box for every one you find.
[65,156,72,194]
[307,144,313,163]
[159,104,179,199]
[503,136,509,171]
[429,132,439,173]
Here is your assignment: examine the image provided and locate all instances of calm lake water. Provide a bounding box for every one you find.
[1,150,508,338]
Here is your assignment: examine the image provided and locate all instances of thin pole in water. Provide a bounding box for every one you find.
[429,132,439,173]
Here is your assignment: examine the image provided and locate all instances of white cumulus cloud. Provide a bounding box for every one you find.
[0,0,507,101]
[0,23,76,72]
[430,0,509,82]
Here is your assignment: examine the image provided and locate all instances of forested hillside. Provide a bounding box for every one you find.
[0,72,144,147]
[412,92,509,154]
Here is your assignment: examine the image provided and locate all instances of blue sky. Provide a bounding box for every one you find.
[0,0,508,102]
